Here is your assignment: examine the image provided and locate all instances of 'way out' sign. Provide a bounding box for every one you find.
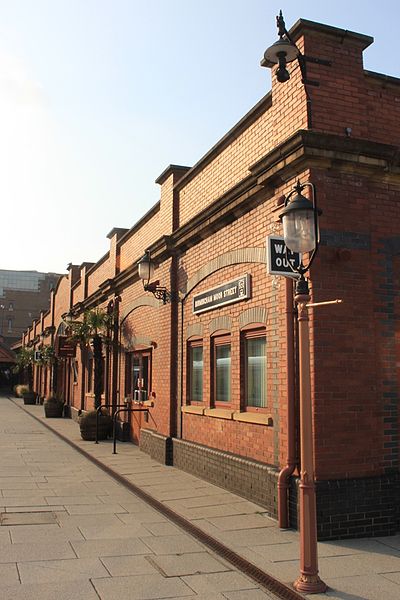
[266,235,301,277]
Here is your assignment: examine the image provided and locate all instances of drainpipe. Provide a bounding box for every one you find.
[278,277,297,528]
[178,296,184,438]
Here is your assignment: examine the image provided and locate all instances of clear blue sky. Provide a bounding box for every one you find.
[1,0,399,274]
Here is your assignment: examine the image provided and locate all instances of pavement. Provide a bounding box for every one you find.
[0,396,399,600]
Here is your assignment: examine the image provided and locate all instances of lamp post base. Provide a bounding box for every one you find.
[294,574,327,594]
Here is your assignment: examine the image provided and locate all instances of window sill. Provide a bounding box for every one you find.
[181,405,204,415]
[233,411,273,426]
[204,408,233,420]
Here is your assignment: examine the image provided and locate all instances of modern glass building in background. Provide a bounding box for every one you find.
[0,270,61,348]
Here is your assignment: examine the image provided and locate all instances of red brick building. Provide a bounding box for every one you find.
[24,18,400,540]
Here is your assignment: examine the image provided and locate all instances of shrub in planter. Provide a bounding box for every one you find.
[44,396,64,418]
[15,384,29,398]
[79,409,112,441]
[22,390,37,405]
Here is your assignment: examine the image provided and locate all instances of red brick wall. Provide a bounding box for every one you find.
[178,38,307,228]
[119,265,174,439]
[178,177,301,467]
[310,166,400,480]
[119,211,162,273]
[303,29,400,144]
[53,276,70,331]
[86,255,111,297]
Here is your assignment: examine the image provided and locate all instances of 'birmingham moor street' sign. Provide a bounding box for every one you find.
[193,274,251,314]
[266,235,301,277]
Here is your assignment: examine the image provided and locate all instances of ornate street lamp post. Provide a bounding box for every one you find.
[279,181,327,594]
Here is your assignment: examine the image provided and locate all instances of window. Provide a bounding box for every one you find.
[187,341,203,402]
[7,319,12,332]
[212,335,231,403]
[125,350,151,401]
[8,302,13,311]
[243,330,266,409]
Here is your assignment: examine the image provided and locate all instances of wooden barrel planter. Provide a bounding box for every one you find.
[79,411,112,441]
[44,399,64,418]
[22,391,37,405]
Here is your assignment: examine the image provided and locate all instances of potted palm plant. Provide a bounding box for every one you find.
[66,308,112,440]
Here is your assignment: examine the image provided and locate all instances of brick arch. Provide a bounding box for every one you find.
[209,316,232,335]
[186,323,204,340]
[239,307,267,329]
[120,295,159,323]
[184,248,266,297]
[123,334,155,351]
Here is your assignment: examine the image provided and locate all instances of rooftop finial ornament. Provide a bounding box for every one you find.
[261,10,332,87]
[263,10,298,83]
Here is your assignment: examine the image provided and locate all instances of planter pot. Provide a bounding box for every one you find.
[79,414,112,441]
[44,401,64,418]
[22,392,36,405]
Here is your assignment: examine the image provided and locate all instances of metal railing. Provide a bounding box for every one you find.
[112,406,148,454]
[95,403,126,444]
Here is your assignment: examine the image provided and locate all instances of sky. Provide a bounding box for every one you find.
[1,0,399,275]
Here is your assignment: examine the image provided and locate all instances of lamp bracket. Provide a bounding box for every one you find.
[144,281,172,305]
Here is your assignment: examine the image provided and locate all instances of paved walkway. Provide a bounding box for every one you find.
[2,396,400,600]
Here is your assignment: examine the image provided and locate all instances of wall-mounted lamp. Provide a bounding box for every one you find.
[62,311,75,325]
[137,250,172,305]
[261,11,331,88]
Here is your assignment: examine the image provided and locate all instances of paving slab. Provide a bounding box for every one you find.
[308,574,400,600]
[182,571,258,594]
[382,572,400,584]
[78,521,152,540]
[45,495,103,505]
[2,496,48,507]
[206,513,275,531]
[225,590,279,600]
[0,579,99,600]
[18,557,109,584]
[64,503,128,515]
[141,533,206,555]
[1,512,57,525]
[0,541,76,563]
[116,510,168,524]
[0,563,20,586]
[142,520,183,536]
[71,537,154,558]
[9,523,84,543]
[91,572,195,599]
[148,551,230,576]
[4,505,65,513]
[100,554,158,576]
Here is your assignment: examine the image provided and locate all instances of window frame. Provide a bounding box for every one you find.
[125,349,152,401]
[187,338,204,404]
[211,333,232,406]
[241,327,267,413]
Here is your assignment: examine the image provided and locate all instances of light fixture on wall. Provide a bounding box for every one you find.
[137,250,172,305]
[261,10,331,87]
